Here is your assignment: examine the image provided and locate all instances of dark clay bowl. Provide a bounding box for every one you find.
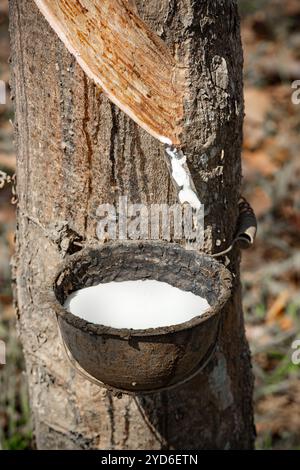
[50,241,232,394]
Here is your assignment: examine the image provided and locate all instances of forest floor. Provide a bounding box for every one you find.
[0,0,300,450]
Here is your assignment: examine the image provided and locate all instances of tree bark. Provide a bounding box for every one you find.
[9,0,255,450]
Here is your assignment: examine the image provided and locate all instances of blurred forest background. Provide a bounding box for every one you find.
[0,0,299,450]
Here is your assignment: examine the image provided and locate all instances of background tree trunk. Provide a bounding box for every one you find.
[9,0,255,449]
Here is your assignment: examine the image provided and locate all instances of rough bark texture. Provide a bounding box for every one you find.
[10,0,255,449]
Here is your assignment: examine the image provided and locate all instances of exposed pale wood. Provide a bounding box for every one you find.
[34,0,185,146]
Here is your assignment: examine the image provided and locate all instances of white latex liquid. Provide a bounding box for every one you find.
[64,280,211,330]
[165,146,202,210]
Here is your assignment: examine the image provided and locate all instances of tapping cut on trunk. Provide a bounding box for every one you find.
[34,0,185,146]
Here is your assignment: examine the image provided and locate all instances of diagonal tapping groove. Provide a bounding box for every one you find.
[34,0,185,146]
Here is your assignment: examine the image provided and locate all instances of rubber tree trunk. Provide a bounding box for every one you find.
[9,0,255,449]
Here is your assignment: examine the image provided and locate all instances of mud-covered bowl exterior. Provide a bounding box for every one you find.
[49,241,232,394]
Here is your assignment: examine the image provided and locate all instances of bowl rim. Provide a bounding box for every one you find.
[48,241,232,337]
